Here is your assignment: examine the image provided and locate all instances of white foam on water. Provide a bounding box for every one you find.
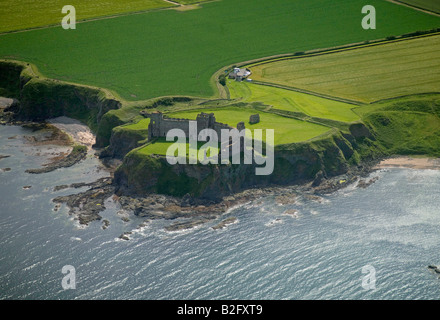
[265,218,284,227]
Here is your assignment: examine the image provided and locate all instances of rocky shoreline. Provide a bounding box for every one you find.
[52,177,115,225]
[0,106,397,237]
[3,109,383,233]
[50,157,382,238]
[26,144,88,174]
[41,145,439,238]
[0,115,89,174]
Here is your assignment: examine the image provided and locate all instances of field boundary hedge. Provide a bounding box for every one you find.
[386,0,440,16]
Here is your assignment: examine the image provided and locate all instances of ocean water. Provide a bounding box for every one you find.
[0,125,439,300]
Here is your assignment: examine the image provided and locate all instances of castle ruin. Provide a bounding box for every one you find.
[147,111,245,141]
[142,111,251,160]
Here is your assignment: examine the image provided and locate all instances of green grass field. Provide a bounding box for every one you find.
[396,0,440,14]
[0,0,438,101]
[138,138,220,160]
[227,80,360,122]
[138,138,180,156]
[166,106,331,145]
[0,0,175,33]
[120,117,151,131]
[248,34,440,103]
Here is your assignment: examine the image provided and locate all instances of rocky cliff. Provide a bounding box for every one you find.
[0,60,121,134]
[114,125,377,200]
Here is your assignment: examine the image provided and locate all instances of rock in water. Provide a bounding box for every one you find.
[102,219,110,230]
[212,217,237,230]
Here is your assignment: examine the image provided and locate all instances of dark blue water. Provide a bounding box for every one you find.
[1,125,439,300]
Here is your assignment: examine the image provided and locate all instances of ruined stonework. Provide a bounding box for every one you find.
[146,111,242,140]
[249,114,260,124]
[148,111,190,140]
[237,121,245,131]
[143,111,249,158]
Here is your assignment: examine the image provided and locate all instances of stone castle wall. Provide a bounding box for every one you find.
[147,111,237,140]
[145,111,247,158]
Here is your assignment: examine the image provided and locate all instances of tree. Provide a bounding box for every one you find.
[218,74,226,86]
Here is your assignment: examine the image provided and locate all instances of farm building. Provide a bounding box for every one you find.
[228,67,251,81]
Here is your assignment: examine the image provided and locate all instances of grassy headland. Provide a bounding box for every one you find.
[1,1,439,199]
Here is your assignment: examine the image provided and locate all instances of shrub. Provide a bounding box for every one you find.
[218,74,226,86]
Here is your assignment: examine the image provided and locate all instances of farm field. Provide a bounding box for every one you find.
[166,106,331,146]
[0,0,175,33]
[395,0,440,14]
[247,34,440,103]
[227,80,360,122]
[0,0,439,101]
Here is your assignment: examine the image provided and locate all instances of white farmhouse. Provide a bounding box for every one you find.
[228,67,252,81]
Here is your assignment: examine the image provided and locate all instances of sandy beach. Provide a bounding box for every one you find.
[47,116,95,148]
[374,156,440,170]
[0,97,14,109]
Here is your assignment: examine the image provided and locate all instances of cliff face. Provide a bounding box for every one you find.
[114,127,375,200]
[102,126,149,159]
[19,79,121,129]
[0,60,24,99]
[0,60,121,133]
[94,110,127,148]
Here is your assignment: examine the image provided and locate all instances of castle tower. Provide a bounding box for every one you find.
[148,111,164,140]
[196,112,216,132]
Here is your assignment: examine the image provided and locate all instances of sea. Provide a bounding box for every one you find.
[0,124,439,300]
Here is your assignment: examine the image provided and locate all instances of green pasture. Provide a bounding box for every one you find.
[227,80,360,122]
[120,117,151,131]
[0,0,438,101]
[0,0,174,33]
[166,106,331,145]
[138,138,177,156]
[138,137,220,160]
[248,34,440,103]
